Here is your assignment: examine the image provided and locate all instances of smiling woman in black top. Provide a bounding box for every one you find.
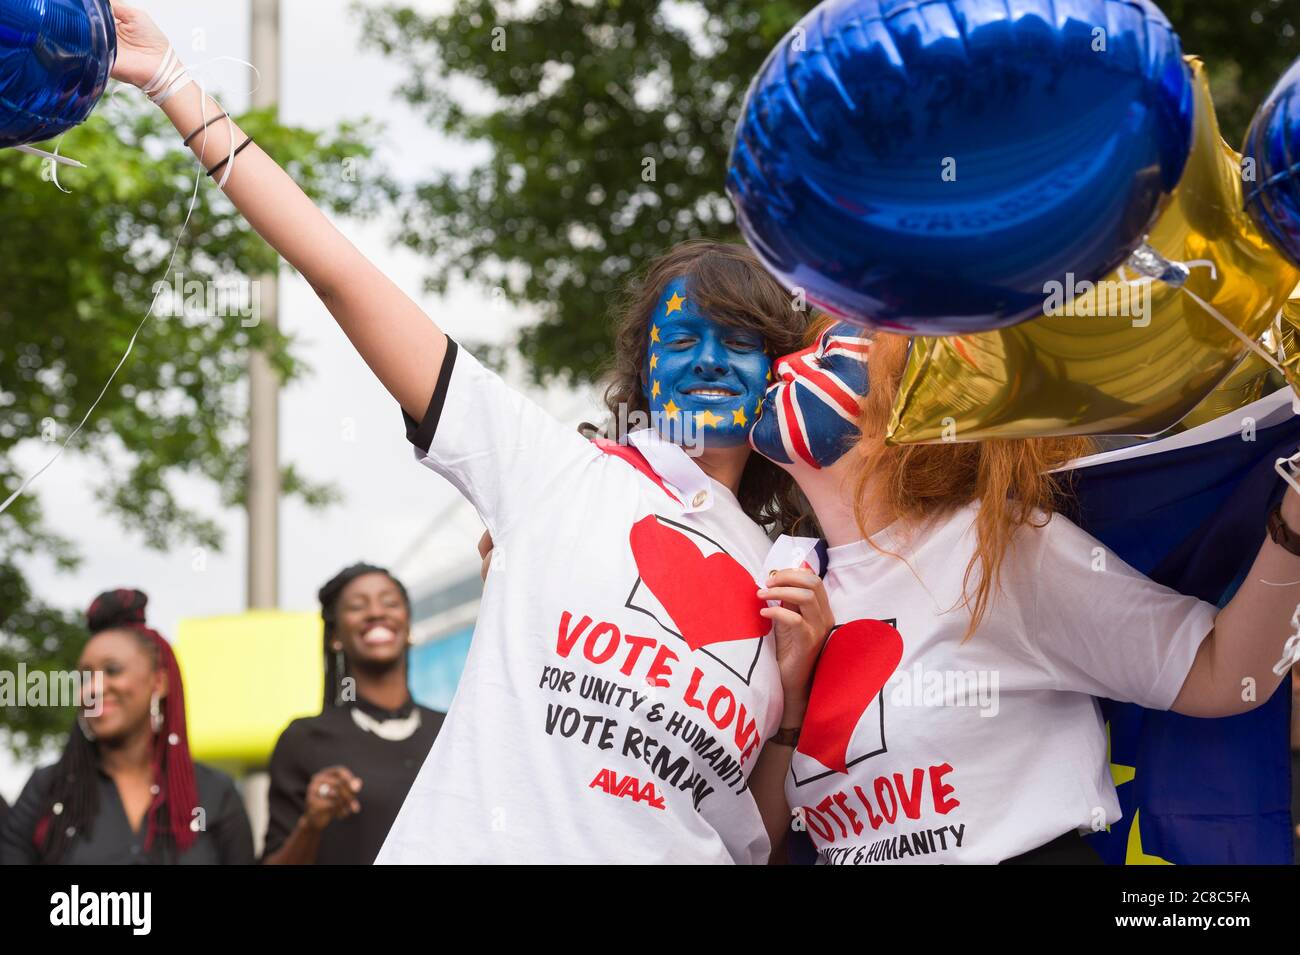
[262,563,444,865]
[0,589,254,865]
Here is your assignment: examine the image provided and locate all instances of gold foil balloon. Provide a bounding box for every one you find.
[886,59,1300,445]
[1274,294,1300,397]
[1175,289,1300,430]
[1175,354,1280,431]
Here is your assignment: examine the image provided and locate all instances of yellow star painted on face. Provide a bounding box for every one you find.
[651,380,661,399]
[755,399,763,415]
[649,353,659,371]
[696,410,724,428]
[662,399,680,419]
[731,406,748,427]
[665,292,686,315]
[650,325,660,344]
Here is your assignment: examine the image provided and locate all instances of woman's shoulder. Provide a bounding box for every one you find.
[263,711,339,772]
[1027,507,1095,551]
[20,762,61,796]
[191,762,242,801]
[275,708,339,743]
[7,763,60,822]
[964,500,1091,548]
[415,705,447,729]
[993,507,1118,605]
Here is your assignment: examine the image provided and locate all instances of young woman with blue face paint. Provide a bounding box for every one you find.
[748,323,1300,864]
[638,276,772,452]
[601,243,812,523]
[111,4,837,862]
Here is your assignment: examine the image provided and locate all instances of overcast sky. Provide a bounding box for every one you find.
[3,0,606,798]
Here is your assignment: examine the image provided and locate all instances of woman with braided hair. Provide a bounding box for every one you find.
[261,564,444,865]
[0,589,253,864]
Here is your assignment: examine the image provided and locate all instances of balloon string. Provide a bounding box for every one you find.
[1176,283,1295,386]
[0,59,258,518]
[1174,280,1300,675]
[12,144,85,169]
[0,193,195,516]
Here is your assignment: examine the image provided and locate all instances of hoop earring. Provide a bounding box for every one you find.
[77,714,96,741]
[149,691,163,733]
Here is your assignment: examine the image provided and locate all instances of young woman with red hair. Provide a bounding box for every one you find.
[746,324,1299,864]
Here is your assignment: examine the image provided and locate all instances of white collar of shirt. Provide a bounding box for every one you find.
[626,428,716,513]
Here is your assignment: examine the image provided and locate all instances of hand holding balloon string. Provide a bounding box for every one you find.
[108,0,171,89]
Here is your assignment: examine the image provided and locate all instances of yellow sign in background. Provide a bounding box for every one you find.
[174,611,323,767]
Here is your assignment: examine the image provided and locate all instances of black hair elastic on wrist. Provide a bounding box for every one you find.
[182,112,230,147]
[207,137,254,179]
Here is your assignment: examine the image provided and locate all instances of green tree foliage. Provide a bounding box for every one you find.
[0,565,86,756]
[0,101,391,755]
[363,0,1295,383]
[1165,0,1297,146]
[361,0,810,381]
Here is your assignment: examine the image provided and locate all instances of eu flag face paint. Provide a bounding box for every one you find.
[750,322,872,469]
[642,277,773,449]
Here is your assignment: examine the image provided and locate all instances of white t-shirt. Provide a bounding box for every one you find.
[784,503,1217,865]
[376,341,783,864]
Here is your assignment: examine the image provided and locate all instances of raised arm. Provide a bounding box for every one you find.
[109,1,444,420]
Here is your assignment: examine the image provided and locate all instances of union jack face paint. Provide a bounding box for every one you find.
[748,322,872,469]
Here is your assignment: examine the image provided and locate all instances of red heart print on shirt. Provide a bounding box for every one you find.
[629,515,768,651]
[796,619,904,774]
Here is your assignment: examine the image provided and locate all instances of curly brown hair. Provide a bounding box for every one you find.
[600,239,815,533]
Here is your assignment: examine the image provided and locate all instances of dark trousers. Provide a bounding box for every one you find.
[1001,830,1104,865]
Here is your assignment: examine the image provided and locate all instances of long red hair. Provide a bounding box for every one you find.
[853,333,1095,637]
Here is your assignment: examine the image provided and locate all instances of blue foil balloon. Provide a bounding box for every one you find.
[0,0,116,150]
[727,0,1195,335]
[1244,56,1300,270]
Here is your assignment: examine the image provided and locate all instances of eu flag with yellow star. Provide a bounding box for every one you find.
[1065,389,1299,864]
